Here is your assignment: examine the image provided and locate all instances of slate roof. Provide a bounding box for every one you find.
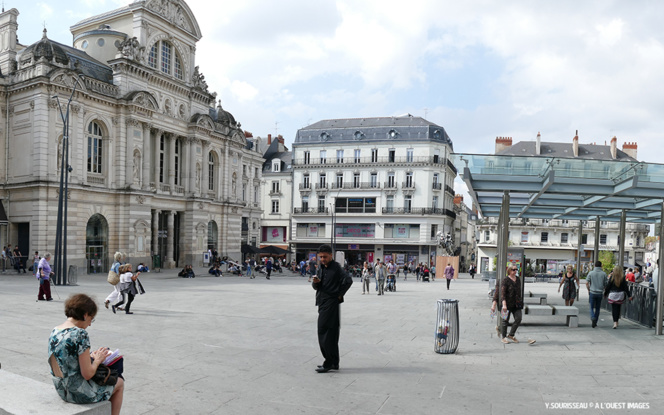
[262,139,292,173]
[498,141,636,161]
[294,114,453,150]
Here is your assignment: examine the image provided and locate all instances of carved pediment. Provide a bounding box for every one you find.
[124,91,159,111]
[189,113,215,131]
[49,70,87,92]
[145,0,201,38]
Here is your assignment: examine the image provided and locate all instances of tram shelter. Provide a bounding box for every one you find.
[452,154,664,335]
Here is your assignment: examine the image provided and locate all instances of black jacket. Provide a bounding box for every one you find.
[312,260,353,306]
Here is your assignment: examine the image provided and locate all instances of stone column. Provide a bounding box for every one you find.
[151,209,160,256]
[142,123,151,190]
[201,140,209,196]
[153,130,162,190]
[190,137,199,196]
[168,133,176,192]
[224,145,230,200]
[166,210,175,267]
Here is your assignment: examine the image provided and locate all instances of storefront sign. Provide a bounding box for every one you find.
[395,225,409,238]
[307,225,319,237]
[267,227,284,243]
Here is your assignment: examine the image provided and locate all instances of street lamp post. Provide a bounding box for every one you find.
[52,75,84,285]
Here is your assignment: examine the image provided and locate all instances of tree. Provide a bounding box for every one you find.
[598,250,615,275]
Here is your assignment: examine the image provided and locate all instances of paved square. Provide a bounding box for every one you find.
[1,270,662,414]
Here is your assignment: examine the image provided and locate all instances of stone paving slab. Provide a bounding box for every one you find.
[0,269,662,414]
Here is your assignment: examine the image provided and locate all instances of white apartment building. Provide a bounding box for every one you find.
[290,115,456,266]
[452,195,478,272]
[259,135,292,254]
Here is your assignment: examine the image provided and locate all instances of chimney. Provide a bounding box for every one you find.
[572,130,579,157]
[610,136,617,159]
[622,141,638,160]
[267,134,272,145]
[536,132,541,155]
[454,194,463,206]
[494,136,512,154]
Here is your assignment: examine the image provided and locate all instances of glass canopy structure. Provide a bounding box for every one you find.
[452,153,664,335]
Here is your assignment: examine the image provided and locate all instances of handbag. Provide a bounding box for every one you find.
[107,270,120,286]
[607,291,626,304]
[91,363,118,386]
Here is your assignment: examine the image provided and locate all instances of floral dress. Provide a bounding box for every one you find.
[48,327,114,404]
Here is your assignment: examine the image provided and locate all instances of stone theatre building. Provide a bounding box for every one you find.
[0,0,263,272]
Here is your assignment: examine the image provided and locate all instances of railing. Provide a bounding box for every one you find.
[331,182,381,189]
[269,190,282,196]
[447,158,458,174]
[381,207,447,215]
[402,181,415,189]
[384,181,397,189]
[174,185,185,195]
[432,183,442,190]
[445,184,455,195]
[293,207,329,214]
[602,282,658,328]
[315,183,328,190]
[299,183,311,190]
[292,155,448,166]
[159,184,170,192]
[445,208,457,219]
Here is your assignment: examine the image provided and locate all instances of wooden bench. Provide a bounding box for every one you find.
[524,304,579,327]
[0,369,111,415]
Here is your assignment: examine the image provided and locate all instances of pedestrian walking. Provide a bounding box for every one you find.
[491,265,524,343]
[312,244,352,373]
[375,259,386,295]
[444,263,454,290]
[104,252,124,310]
[113,264,141,315]
[604,266,633,329]
[361,262,371,294]
[558,265,579,306]
[37,253,54,301]
[586,261,607,328]
[266,257,272,280]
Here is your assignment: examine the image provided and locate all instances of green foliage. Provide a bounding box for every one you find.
[524,263,534,278]
[598,251,615,275]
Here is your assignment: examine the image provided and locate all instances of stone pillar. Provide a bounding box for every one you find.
[153,130,162,190]
[142,123,151,190]
[151,209,160,256]
[224,146,230,199]
[201,140,209,196]
[166,210,175,268]
[168,133,176,192]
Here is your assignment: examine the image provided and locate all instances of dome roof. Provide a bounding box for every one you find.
[216,101,237,127]
[23,29,69,65]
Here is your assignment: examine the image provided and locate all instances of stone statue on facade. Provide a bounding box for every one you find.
[117,37,145,64]
[192,66,208,91]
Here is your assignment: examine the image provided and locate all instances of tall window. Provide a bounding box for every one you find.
[561,233,568,243]
[272,181,280,193]
[485,231,491,242]
[389,149,395,162]
[320,150,327,164]
[271,200,279,214]
[253,186,258,203]
[353,172,360,188]
[406,172,413,187]
[242,183,246,201]
[159,135,165,183]
[336,150,344,164]
[404,195,412,212]
[431,224,438,239]
[319,173,326,187]
[87,121,103,174]
[432,196,439,209]
[336,173,343,188]
[354,149,361,163]
[371,148,378,163]
[174,139,181,185]
[161,41,171,74]
[303,174,310,189]
[303,151,310,165]
[318,196,326,213]
[600,234,607,245]
[302,196,309,211]
[370,172,378,188]
[433,173,439,185]
[148,44,157,68]
[386,195,394,213]
[582,234,588,244]
[406,148,414,162]
[541,232,549,243]
[387,172,395,188]
[174,54,183,80]
[208,153,215,191]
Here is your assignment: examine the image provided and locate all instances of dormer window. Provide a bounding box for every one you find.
[148,40,184,80]
[272,160,280,172]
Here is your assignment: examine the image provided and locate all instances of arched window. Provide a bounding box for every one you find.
[207,221,218,250]
[87,121,103,174]
[148,40,184,80]
[208,152,215,191]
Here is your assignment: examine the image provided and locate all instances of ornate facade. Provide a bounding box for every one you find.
[0,1,263,272]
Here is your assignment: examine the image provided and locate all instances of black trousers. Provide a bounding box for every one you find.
[611,303,622,322]
[317,300,340,368]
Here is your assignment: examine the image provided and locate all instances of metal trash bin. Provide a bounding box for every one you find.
[68,265,78,285]
[152,254,161,272]
[435,299,459,354]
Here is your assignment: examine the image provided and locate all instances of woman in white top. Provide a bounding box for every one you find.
[113,264,140,315]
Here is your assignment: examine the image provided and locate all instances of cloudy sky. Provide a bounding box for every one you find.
[24,0,664,200]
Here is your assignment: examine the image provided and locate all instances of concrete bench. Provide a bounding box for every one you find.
[524,304,579,327]
[0,369,111,415]
[526,291,547,305]
[524,277,536,283]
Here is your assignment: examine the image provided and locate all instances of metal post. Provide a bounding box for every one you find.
[656,203,664,335]
[495,191,510,336]
[619,210,626,270]
[576,220,583,301]
[52,77,82,285]
[593,216,600,264]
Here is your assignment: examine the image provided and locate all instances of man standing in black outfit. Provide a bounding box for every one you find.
[312,244,352,373]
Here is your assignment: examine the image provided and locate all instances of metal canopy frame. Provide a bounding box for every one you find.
[453,153,664,335]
